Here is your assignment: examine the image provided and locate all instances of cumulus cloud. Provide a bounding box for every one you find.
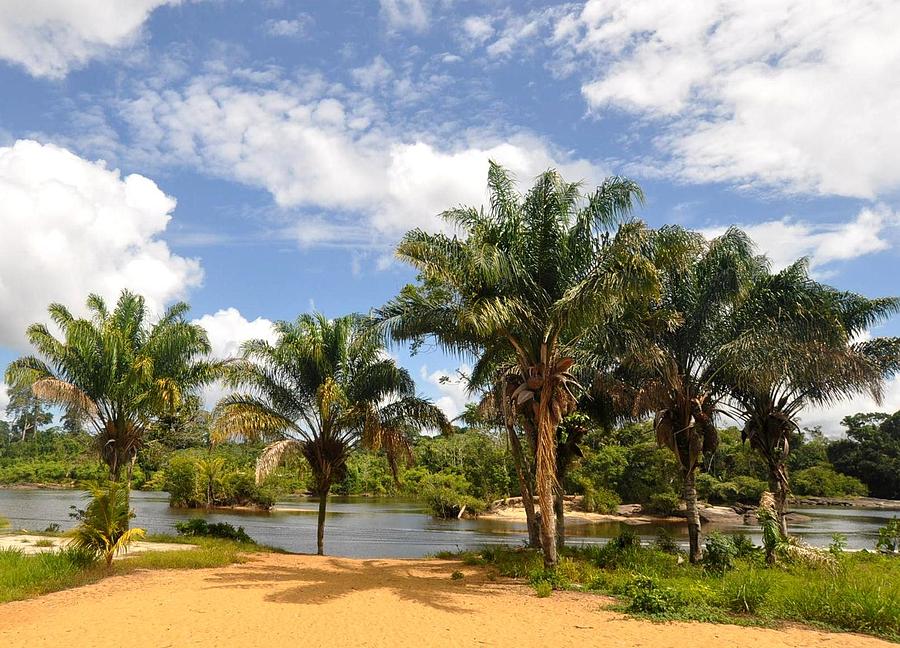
[115,71,608,244]
[380,0,429,33]
[552,0,900,197]
[420,364,472,420]
[0,139,202,349]
[0,0,179,79]
[192,308,276,408]
[702,206,900,271]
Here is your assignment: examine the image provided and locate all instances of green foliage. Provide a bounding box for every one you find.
[68,482,146,567]
[644,492,681,515]
[174,518,255,544]
[334,451,398,496]
[161,451,274,509]
[581,485,621,514]
[653,529,681,555]
[792,464,868,497]
[875,518,900,553]
[626,574,681,614]
[468,544,900,640]
[703,532,737,574]
[696,473,766,504]
[829,412,900,499]
[719,568,772,613]
[420,471,485,518]
[413,431,512,502]
[532,580,553,597]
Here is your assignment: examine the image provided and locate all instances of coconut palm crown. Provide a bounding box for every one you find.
[5,290,217,480]
[376,162,659,566]
[212,312,447,556]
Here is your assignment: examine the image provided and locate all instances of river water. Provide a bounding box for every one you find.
[1,489,896,557]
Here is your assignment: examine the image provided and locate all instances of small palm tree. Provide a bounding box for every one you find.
[5,290,219,481]
[377,162,657,566]
[69,481,146,568]
[197,456,226,509]
[213,313,447,555]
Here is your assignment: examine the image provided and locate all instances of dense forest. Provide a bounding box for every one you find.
[2,381,891,515]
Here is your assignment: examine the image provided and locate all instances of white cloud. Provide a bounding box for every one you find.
[116,71,609,244]
[264,15,313,38]
[0,0,179,79]
[702,206,899,271]
[351,56,394,90]
[0,139,203,349]
[552,0,900,197]
[799,375,900,436]
[461,16,494,45]
[192,308,276,409]
[0,383,9,420]
[380,0,429,33]
[420,364,472,420]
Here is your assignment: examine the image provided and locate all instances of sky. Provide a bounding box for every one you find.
[0,0,899,434]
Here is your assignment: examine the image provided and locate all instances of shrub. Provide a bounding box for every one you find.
[645,492,680,515]
[533,581,553,598]
[830,533,848,556]
[703,532,737,574]
[792,464,868,497]
[421,472,484,518]
[610,528,641,550]
[876,518,900,553]
[173,519,255,544]
[582,485,621,514]
[653,528,681,554]
[163,456,202,507]
[625,574,679,614]
[731,533,757,558]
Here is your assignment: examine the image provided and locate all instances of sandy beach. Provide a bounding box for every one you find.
[0,553,892,648]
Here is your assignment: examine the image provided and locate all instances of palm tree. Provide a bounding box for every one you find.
[212,313,447,556]
[5,290,217,481]
[376,162,657,566]
[69,481,146,568]
[720,264,900,539]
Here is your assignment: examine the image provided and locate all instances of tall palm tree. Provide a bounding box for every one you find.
[622,227,763,562]
[376,162,657,566]
[719,264,900,539]
[212,313,447,556]
[5,290,217,481]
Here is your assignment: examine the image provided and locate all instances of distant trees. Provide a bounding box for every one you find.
[829,412,900,499]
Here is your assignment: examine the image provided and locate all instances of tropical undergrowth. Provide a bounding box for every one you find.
[444,534,900,641]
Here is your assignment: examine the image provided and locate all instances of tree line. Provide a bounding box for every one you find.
[5,163,899,564]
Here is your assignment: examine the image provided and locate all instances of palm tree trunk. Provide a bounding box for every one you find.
[683,468,702,563]
[769,465,789,538]
[554,483,565,550]
[316,491,328,556]
[507,424,540,548]
[535,389,558,568]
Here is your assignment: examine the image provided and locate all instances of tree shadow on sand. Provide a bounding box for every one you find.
[202,557,512,614]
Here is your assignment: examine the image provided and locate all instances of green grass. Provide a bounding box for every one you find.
[0,515,8,529]
[457,543,900,641]
[0,535,271,604]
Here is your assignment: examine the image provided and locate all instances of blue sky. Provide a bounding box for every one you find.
[0,0,899,432]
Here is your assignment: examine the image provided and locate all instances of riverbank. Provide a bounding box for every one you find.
[0,553,894,648]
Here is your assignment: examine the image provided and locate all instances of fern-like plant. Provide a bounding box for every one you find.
[69,481,146,568]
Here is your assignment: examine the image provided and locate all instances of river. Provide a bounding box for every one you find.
[1,489,895,556]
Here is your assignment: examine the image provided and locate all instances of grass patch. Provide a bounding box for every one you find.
[455,540,900,641]
[0,535,271,604]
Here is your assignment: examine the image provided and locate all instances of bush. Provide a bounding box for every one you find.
[420,472,485,518]
[533,580,553,597]
[645,492,680,515]
[876,518,900,553]
[610,528,641,550]
[582,485,621,514]
[163,456,202,507]
[703,532,737,574]
[174,519,256,544]
[653,528,681,555]
[697,473,767,504]
[792,464,868,497]
[626,574,680,614]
